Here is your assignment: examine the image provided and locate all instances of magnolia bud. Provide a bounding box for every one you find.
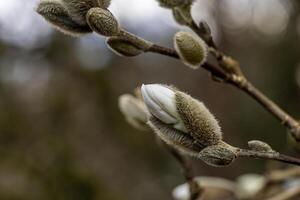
[97,0,111,8]
[106,37,143,57]
[119,94,149,130]
[174,31,208,69]
[172,5,192,26]
[63,0,99,25]
[175,91,222,147]
[37,0,92,36]
[148,116,202,157]
[247,140,274,153]
[198,143,237,167]
[157,0,195,8]
[141,84,222,148]
[86,7,120,36]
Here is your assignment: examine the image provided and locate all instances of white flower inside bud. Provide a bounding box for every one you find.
[141,84,187,132]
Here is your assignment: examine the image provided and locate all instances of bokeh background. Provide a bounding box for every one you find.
[0,0,300,199]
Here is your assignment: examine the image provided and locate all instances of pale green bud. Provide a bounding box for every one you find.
[86,7,120,36]
[37,0,92,36]
[106,37,143,57]
[174,31,208,69]
[198,143,237,167]
[172,5,192,26]
[247,140,274,153]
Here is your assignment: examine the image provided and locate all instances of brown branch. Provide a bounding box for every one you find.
[236,149,300,166]
[266,187,300,200]
[266,167,300,183]
[166,145,203,200]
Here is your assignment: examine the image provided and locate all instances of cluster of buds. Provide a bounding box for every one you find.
[37,0,152,56]
[119,84,280,168]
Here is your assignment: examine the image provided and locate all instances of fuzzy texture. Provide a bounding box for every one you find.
[118,30,153,52]
[174,32,208,69]
[119,94,149,130]
[106,37,143,57]
[247,140,274,153]
[86,8,120,36]
[148,116,204,157]
[37,0,92,36]
[63,0,99,25]
[198,143,237,167]
[157,0,195,8]
[97,0,111,8]
[172,5,192,25]
[175,91,222,147]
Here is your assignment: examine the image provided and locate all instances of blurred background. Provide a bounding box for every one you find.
[0,0,300,199]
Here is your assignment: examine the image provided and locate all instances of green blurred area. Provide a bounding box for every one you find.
[0,1,300,199]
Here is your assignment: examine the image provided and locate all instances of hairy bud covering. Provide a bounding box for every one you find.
[175,91,222,147]
[97,0,111,8]
[63,0,99,25]
[247,140,274,153]
[37,0,92,36]
[174,32,208,69]
[86,7,120,36]
[157,0,195,8]
[198,143,237,167]
[148,116,203,156]
[106,37,144,57]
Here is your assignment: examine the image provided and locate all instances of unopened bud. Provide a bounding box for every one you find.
[248,140,274,153]
[86,7,120,36]
[198,143,237,167]
[63,0,99,25]
[119,94,149,130]
[37,0,92,36]
[236,174,266,199]
[157,0,195,8]
[172,5,192,26]
[97,0,111,8]
[106,37,144,57]
[148,116,202,157]
[174,31,208,69]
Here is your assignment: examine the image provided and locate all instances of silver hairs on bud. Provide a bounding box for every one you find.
[86,7,120,36]
[37,0,92,36]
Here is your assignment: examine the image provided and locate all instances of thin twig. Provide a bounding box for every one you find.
[266,187,300,200]
[236,149,300,166]
[166,145,203,200]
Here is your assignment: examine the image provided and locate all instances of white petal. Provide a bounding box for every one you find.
[172,183,189,200]
[141,84,177,124]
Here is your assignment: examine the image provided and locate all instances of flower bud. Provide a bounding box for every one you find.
[63,0,99,25]
[172,5,192,26]
[86,7,120,36]
[148,116,202,157]
[198,143,237,167]
[141,84,222,148]
[106,37,143,57]
[37,0,92,36]
[157,0,195,8]
[97,0,111,8]
[119,94,149,130]
[175,91,222,147]
[247,140,274,153]
[141,84,187,132]
[174,31,208,69]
